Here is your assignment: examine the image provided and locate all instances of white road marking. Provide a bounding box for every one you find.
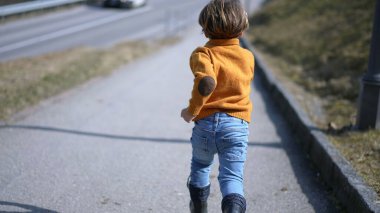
[0,6,152,54]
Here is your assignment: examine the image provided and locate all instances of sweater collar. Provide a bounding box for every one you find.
[206,38,240,47]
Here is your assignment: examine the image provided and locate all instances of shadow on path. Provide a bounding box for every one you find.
[253,72,338,212]
[0,201,57,213]
[0,124,282,149]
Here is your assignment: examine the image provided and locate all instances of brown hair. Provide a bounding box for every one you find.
[199,0,248,39]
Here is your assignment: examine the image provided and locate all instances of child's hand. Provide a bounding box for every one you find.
[181,108,195,123]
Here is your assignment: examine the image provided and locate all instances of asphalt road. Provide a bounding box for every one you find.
[0,25,339,213]
[0,0,207,61]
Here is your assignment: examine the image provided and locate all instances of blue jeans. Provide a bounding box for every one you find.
[189,113,249,197]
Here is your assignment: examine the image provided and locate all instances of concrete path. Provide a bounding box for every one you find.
[0,26,338,212]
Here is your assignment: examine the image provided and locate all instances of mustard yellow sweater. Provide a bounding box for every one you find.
[187,38,255,122]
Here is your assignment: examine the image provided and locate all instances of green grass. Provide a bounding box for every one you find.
[248,0,379,196]
[0,38,178,121]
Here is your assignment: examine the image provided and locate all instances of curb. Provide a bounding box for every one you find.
[240,37,380,213]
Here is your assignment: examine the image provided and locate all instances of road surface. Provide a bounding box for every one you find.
[0,0,206,61]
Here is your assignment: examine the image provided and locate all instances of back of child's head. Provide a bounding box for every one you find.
[199,0,248,39]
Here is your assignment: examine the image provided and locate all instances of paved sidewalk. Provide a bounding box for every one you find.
[0,26,338,212]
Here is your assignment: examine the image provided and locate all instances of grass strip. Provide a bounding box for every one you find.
[248,0,379,195]
[0,38,178,120]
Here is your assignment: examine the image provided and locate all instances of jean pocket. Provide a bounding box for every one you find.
[191,131,208,153]
[221,136,247,161]
[194,118,213,131]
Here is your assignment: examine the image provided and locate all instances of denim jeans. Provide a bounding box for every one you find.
[189,112,249,197]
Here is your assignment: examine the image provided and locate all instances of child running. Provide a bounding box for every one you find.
[180,0,254,212]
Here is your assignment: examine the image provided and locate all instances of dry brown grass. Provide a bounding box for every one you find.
[0,38,179,120]
[331,130,380,195]
[248,0,379,196]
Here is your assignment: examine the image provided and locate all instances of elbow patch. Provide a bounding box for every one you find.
[198,76,216,96]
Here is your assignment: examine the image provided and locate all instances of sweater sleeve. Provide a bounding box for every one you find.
[251,53,255,80]
[187,48,217,116]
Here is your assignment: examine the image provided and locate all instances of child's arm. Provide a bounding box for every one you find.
[186,48,217,119]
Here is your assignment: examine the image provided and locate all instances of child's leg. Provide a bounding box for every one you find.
[216,124,248,212]
[217,131,248,197]
[188,125,216,213]
[189,127,215,188]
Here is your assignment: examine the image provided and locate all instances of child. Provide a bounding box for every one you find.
[180,0,254,212]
